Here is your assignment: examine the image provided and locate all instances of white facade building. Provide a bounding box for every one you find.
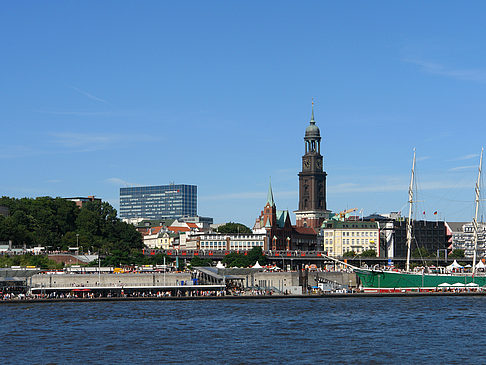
[186,233,267,251]
[321,220,380,257]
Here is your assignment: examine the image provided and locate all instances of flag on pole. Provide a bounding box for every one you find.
[434,211,438,215]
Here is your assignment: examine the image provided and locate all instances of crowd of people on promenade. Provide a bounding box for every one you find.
[1,285,297,301]
[1,289,229,300]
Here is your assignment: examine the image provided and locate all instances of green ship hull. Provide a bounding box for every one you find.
[355,269,486,292]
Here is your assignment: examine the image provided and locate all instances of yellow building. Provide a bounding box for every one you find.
[144,228,173,249]
[321,220,379,257]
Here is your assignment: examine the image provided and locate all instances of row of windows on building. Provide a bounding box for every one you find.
[121,201,194,206]
[323,231,378,237]
[325,238,375,245]
[340,224,377,229]
[200,241,264,249]
[327,247,370,254]
[122,193,187,198]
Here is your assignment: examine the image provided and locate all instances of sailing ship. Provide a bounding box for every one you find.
[354,148,485,292]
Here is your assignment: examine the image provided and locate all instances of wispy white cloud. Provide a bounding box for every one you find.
[404,59,486,83]
[200,190,297,201]
[71,86,109,104]
[105,178,140,187]
[449,165,477,171]
[417,156,431,162]
[37,110,115,117]
[329,182,405,194]
[49,132,161,152]
[201,192,266,201]
[329,180,472,193]
[50,132,119,151]
[46,179,62,183]
[0,146,37,159]
[449,154,479,161]
[420,181,472,190]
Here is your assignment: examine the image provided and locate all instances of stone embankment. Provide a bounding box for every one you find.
[30,272,192,289]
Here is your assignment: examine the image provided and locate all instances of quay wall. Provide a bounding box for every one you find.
[30,272,192,289]
[252,272,300,293]
[310,272,358,287]
[28,271,358,290]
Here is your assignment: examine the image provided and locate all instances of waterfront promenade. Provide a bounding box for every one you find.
[3,290,486,304]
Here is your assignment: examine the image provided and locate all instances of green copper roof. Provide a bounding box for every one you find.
[276,210,289,228]
[305,105,320,139]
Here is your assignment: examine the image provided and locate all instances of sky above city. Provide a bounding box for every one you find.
[1,1,485,227]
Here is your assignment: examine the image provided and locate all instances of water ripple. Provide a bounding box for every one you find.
[1,297,486,364]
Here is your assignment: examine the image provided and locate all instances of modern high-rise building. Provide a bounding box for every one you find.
[119,184,197,220]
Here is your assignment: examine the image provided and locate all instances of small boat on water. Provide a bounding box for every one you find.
[355,148,485,292]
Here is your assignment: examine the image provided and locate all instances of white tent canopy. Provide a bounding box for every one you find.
[476,261,486,269]
[252,261,263,269]
[446,260,463,271]
[438,283,451,287]
[216,261,225,269]
[452,282,466,287]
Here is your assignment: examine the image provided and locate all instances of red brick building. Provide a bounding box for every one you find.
[253,182,319,251]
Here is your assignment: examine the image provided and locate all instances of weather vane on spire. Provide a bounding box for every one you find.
[311,97,315,121]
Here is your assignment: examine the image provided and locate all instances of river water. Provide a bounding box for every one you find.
[1,296,485,364]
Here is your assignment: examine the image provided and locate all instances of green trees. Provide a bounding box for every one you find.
[343,250,376,258]
[0,254,63,269]
[217,222,252,234]
[360,249,377,257]
[412,248,431,258]
[189,256,213,267]
[222,247,267,268]
[449,249,465,259]
[100,252,172,267]
[0,196,142,254]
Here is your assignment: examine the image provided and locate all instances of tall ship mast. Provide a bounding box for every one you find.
[406,149,416,272]
[472,147,483,273]
[354,147,486,292]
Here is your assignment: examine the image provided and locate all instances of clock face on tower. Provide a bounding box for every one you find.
[303,159,310,169]
[316,159,322,169]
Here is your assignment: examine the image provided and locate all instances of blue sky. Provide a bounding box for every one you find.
[1,1,485,226]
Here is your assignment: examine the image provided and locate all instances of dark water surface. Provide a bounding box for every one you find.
[1,297,485,364]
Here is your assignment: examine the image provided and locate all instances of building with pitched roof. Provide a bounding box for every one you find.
[143,227,174,249]
[253,181,320,251]
[65,196,101,208]
[253,182,293,250]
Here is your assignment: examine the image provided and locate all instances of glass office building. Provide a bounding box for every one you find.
[119,184,197,220]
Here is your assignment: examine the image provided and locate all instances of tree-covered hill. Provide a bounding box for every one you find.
[0,196,142,254]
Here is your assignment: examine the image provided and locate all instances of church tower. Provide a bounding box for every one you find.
[262,180,277,228]
[295,104,330,228]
